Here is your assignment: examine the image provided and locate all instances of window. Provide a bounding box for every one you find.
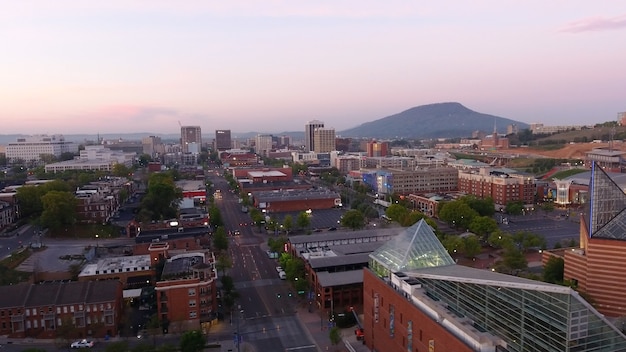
[189,300,196,307]
[70,306,74,313]
[63,307,68,313]
[57,307,61,314]
[188,288,196,296]
[189,311,197,319]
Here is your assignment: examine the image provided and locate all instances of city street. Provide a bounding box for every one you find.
[210,171,319,351]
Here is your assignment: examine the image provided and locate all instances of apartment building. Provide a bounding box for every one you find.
[365,167,458,196]
[458,168,535,209]
[313,127,336,153]
[0,281,123,339]
[305,120,324,152]
[155,250,217,333]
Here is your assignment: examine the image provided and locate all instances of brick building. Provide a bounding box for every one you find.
[252,189,341,212]
[0,280,123,339]
[561,162,626,317]
[364,167,458,196]
[362,220,626,352]
[366,141,389,157]
[288,229,398,315]
[155,251,218,333]
[458,168,535,210]
[78,255,154,289]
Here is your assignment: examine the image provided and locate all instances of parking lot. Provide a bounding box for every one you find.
[496,211,580,248]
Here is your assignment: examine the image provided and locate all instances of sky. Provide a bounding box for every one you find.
[2,1,626,135]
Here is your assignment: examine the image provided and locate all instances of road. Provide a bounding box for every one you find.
[209,170,318,352]
[0,224,42,260]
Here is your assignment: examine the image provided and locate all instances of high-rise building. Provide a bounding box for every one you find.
[366,140,389,157]
[142,136,162,158]
[305,120,324,152]
[214,130,231,151]
[6,135,78,163]
[180,126,202,154]
[255,134,273,157]
[313,127,335,153]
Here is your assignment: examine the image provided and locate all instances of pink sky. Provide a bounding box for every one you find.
[2,1,626,135]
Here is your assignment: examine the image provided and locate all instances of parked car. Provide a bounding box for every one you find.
[276,266,283,273]
[70,339,94,348]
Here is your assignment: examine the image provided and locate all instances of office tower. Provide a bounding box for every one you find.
[305,120,324,152]
[313,127,335,153]
[142,136,162,157]
[255,134,273,157]
[181,126,202,154]
[6,135,78,163]
[214,130,232,151]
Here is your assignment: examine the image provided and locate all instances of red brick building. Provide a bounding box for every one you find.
[156,251,218,333]
[366,140,389,157]
[458,168,535,210]
[0,281,123,339]
[252,189,341,212]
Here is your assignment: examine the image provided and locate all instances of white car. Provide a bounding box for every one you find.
[276,266,283,273]
[71,339,94,348]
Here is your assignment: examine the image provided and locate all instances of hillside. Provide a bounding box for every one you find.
[339,102,528,139]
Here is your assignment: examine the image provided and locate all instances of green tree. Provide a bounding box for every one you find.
[461,195,495,217]
[438,201,478,230]
[268,236,287,253]
[385,204,409,223]
[112,163,132,177]
[400,211,426,227]
[461,235,482,258]
[341,209,366,230]
[296,211,311,230]
[510,231,546,251]
[468,216,498,240]
[212,227,228,252]
[543,256,565,284]
[209,205,223,228]
[40,191,78,230]
[501,247,528,273]
[179,330,205,352]
[215,254,232,276]
[541,202,555,214]
[282,214,293,234]
[140,173,182,221]
[16,185,45,217]
[505,201,524,215]
[329,326,342,346]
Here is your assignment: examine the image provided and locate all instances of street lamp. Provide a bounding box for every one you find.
[95,234,99,257]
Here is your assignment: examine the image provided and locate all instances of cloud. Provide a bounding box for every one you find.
[559,14,626,33]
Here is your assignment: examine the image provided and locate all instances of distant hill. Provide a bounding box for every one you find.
[339,102,529,139]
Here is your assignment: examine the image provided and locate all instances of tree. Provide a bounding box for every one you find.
[505,201,524,215]
[16,185,45,217]
[212,227,228,252]
[438,201,478,230]
[541,202,555,214]
[140,173,182,221]
[501,247,528,273]
[329,326,342,346]
[40,191,78,230]
[468,216,498,240]
[543,256,565,284]
[385,204,409,223]
[461,235,482,258]
[510,231,546,251]
[208,205,223,228]
[179,330,205,352]
[215,254,232,276]
[267,236,287,253]
[341,209,366,230]
[296,211,311,231]
[112,163,132,177]
[282,214,293,234]
[461,195,495,217]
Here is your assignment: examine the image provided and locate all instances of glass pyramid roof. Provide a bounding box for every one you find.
[369,219,454,272]
[586,162,626,239]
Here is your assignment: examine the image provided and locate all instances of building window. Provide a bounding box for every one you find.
[189,311,197,319]
[189,300,196,307]
[63,307,68,313]
[188,288,196,296]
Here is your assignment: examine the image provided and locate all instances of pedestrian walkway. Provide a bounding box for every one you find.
[295,304,370,352]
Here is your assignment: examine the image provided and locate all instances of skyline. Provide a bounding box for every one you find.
[2,1,626,135]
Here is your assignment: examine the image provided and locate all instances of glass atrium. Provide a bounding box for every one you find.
[369,219,626,351]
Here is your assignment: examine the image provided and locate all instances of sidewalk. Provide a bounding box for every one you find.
[295,303,370,352]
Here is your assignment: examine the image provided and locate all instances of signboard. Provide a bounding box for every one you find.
[429,339,435,352]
